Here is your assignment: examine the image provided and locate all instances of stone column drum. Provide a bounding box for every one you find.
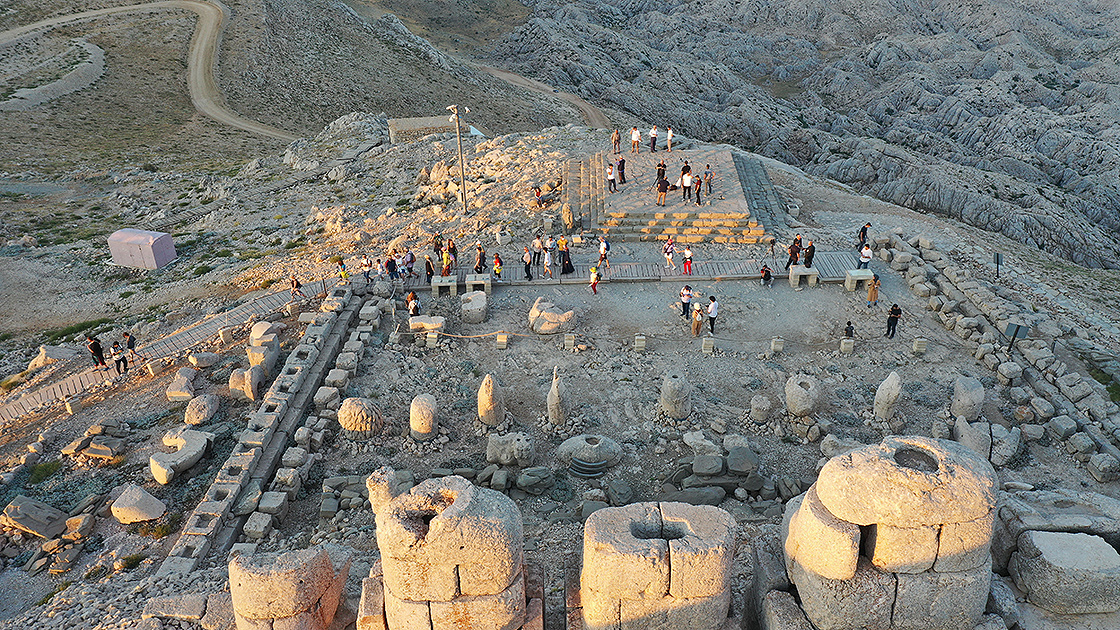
[362,467,526,630]
[783,436,997,630]
[581,501,736,630]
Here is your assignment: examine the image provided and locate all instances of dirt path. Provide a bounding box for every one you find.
[0,0,300,141]
[476,64,610,128]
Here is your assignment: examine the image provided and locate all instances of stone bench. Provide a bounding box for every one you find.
[788,265,819,288]
[844,269,875,292]
[431,275,457,296]
[465,273,492,295]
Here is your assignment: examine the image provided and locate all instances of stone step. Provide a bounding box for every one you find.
[609,233,762,244]
[605,225,766,237]
[604,210,752,221]
[601,218,758,229]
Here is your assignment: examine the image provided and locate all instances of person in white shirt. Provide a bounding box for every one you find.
[531,236,543,267]
[606,163,617,192]
[707,295,719,334]
[598,236,611,270]
[682,170,693,202]
[679,285,692,317]
[649,126,659,152]
[630,127,641,153]
[858,244,873,269]
[360,255,373,283]
[666,126,674,152]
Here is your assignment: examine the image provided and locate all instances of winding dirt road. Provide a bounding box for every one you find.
[0,0,300,141]
[477,64,610,129]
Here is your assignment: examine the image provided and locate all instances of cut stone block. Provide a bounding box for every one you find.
[581,503,669,600]
[788,556,896,630]
[429,571,526,630]
[461,291,488,324]
[867,523,938,574]
[111,484,166,524]
[661,501,735,599]
[934,512,994,572]
[1009,530,1120,614]
[891,563,991,630]
[785,485,860,580]
[0,495,67,539]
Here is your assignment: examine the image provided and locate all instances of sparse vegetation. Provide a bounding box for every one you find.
[129,513,182,538]
[119,554,148,571]
[44,318,112,344]
[28,460,61,484]
[36,581,72,606]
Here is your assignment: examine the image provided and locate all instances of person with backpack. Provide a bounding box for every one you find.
[404,248,418,278]
[493,253,503,282]
[360,255,373,283]
[336,259,350,284]
[691,302,704,337]
[385,255,399,281]
[598,236,611,271]
[407,292,421,316]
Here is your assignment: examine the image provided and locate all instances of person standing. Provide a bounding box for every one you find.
[858,244,873,269]
[630,126,641,153]
[123,332,144,363]
[611,128,621,154]
[663,237,677,271]
[655,160,666,187]
[867,274,881,307]
[424,254,435,284]
[886,304,902,338]
[858,222,871,248]
[679,285,693,317]
[404,248,418,278]
[360,254,373,283]
[337,259,350,284]
[589,266,601,294]
[558,235,574,274]
[693,173,703,206]
[523,247,533,281]
[760,264,773,288]
[707,295,719,334]
[110,341,128,376]
[649,126,658,152]
[385,255,399,281]
[598,236,611,271]
[474,243,488,274]
[803,240,816,268]
[431,232,443,257]
[691,303,704,337]
[543,247,554,279]
[441,248,452,276]
[682,246,693,276]
[86,335,107,372]
[666,126,674,152]
[616,156,626,184]
[407,292,421,316]
[606,162,617,193]
[531,235,543,267]
[289,274,305,300]
[703,164,713,195]
[493,253,503,281]
[784,239,801,270]
[681,160,691,176]
[681,170,693,202]
[656,176,669,206]
[447,239,458,270]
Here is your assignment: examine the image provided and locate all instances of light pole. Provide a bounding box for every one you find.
[447,104,470,212]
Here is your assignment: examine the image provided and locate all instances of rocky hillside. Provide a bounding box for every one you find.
[493,0,1120,268]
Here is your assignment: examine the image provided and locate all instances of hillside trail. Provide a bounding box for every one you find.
[475,63,610,129]
[0,0,300,141]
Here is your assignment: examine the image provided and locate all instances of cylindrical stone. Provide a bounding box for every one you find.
[409,394,437,441]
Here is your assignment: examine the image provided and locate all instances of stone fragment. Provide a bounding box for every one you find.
[477,373,504,427]
[891,563,991,630]
[750,394,773,423]
[1009,530,1120,614]
[408,315,445,333]
[788,557,896,630]
[229,544,351,626]
[785,485,860,580]
[867,523,937,574]
[1088,453,1120,483]
[934,513,994,572]
[337,397,383,436]
[184,394,219,426]
[873,371,902,420]
[726,447,760,475]
[460,291,488,324]
[546,366,566,426]
[486,433,534,467]
[683,431,723,457]
[528,297,576,334]
[820,435,864,459]
[165,375,195,402]
[557,434,622,466]
[408,394,437,441]
[659,372,692,420]
[228,365,263,401]
[950,376,985,422]
[953,417,991,461]
[784,375,820,417]
[760,590,814,630]
[188,352,220,368]
[989,424,1021,468]
[0,495,67,539]
[111,485,166,524]
[27,345,80,371]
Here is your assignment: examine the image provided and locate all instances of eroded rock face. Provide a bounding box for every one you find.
[409,394,438,441]
[486,433,534,467]
[184,394,219,426]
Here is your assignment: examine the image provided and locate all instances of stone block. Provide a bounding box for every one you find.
[358,576,386,630]
[0,495,67,539]
[259,492,289,518]
[661,501,735,599]
[760,590,814,630]
[1088,453,1120,482]
[617,590,730,630]
[785,485,860,580]
[934,512,994,572]
[142,593,208,621]
[229,545,349,623]
[461,291,488,324]
[429,571,526,630]
[1046,415,1077,440]
[314,387,341,410]
[892,564,991,630]
[844,269,874,292]
[383,581,433,630]
[246,345,279,378]
[581,503,669,600]
[1009,530,1120,614]
[788,557,895,630]
[867,523,938,573]
[244,511,273,539]
[111,485,166,524]
[166,375,195,402]
[324,369,349,389]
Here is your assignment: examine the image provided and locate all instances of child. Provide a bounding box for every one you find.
[407,292,420,316]
[337,259,350,284]
[493,253,503,281]
[589,266,600,294]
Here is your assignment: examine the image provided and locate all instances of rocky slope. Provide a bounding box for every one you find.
[493,0,1120,268]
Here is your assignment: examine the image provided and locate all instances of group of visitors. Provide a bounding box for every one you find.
[678,285,719,336]
[659,237,697,275]
[85,331,144,377]
[613,126,677,154]
[654,160,714,207]
[782,234,816,270]
[521,234,578,281]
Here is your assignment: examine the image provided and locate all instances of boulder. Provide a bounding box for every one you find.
[989,424,1021,468]
[873,371,902,420]
[820,435,864,459]
[165,375,195,402]
[477,373,504,427]
[150,427,213,485]
[184,394,220,425]
[486,433,534,467]
[683,431,724,457]
[249,321,284,347]
[461,291,487,324]
[659,372,692,420]
[950,376,985,422]
[188,352,220,368]
[953,417,992,461]
[409,394,438,441]
[1009,531,1120,614]
[785,375,820,417]
[111,484,166,524]
[528,297,576,334]
[27,345,80,371]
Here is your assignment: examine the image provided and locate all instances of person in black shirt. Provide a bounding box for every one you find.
[844,321,855,338]
[655,160,666,187]
[858,222,871,248]
[785,239,801,270]
[886,304,902,338]
[424,255,435,284]
[760,264,773,288]
[86,335,107,371]
[803,240,816,268]
[656,177,669,206]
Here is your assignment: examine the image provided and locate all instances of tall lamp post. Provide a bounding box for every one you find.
[447,104,470,212]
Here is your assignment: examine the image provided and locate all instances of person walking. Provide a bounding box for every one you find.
[616,156,626,184]
[385,255,399,281]
[666,126,674,152]
[681,169,693,202]
[703,164,713,195]
[867,274,881,307]
[784,239,801,270]
[589,266,601,294]
[431,231,443,257]
[858,222,871,248]
[531,236,543,267]
[611,128,621,154]
[693,173,703,206]
[598,236,611,271]
[523,246,533,281]
[886,304,902,338]
[691,302,704,337]
[682,246,693,276]
[289,274,305,300]
[655,160,666,187]
[441,248,452,276]
[663,237,677,271]
[493,253,503,282]
[649,125,658,152]
[122,332,144,363]
[630,126,641,153]
[803,239,816,268]
[760,264,773,288]
[404,248,418,278]
[474,243,488,274]
[543,247,554,279]
[707,295,719,334]
[424,254,435,284]
[679,285,693,317]
[656,176,669,206]
[86,335,107,372]
[110,341,128,376]
[606,162,617,193]
[337,259,350,284]
[360,255,373,283]
[858,244,873,269]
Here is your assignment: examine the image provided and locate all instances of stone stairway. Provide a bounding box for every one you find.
[732,152,787,239]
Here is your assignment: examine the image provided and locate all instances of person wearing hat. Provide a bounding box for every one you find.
[691,302,704,337]
[589,265,601,294]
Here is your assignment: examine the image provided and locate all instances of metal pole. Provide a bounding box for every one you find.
[453,108,468,213]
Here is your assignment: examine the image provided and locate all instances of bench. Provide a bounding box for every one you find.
[465,273,492,295]
[844,269,875,292]
[431,275,457,296]
[788,265,819,288]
